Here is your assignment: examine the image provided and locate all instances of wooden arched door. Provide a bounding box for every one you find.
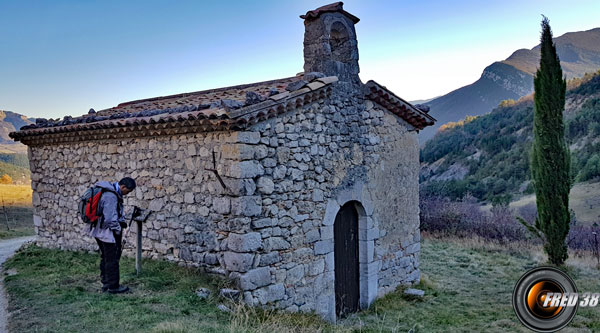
[334,201,359,316]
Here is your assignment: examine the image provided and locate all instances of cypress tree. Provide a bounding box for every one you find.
[531,16,570,265]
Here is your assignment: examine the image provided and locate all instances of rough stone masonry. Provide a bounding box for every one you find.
[11,2,434,322]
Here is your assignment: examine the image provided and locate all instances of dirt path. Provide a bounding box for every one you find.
[0,236,35,333]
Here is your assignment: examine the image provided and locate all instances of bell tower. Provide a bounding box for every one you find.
[301,2,361,85]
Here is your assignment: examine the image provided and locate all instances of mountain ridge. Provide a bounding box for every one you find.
[0,110,34,153]
[419,27,600,143]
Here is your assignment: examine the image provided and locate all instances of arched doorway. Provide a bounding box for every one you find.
[334,201,359,316]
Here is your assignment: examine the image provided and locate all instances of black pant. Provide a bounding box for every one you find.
[95,232,123,289]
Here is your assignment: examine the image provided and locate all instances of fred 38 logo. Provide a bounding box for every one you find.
[512,266,598,332]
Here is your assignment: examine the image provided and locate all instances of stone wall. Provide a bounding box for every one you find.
[30,131,260,264]
[245,83,421,320]
[28,82,420,322]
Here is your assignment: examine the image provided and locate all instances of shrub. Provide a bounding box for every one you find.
[420,196,600,253]
[0,174,12,184]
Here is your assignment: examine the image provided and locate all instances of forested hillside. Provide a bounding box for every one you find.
[420,71,600,203]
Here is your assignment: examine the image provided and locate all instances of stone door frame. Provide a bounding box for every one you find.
[322,181,380,320]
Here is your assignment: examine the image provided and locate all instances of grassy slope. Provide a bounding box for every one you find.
[5,237,600,332]
[4,246,325,333]
[0,184,32,206]
[0,184,33,239]
[479,180,600,226]
[506,181,600,226]
[0,152,30,184]
[0,160,30,185]
[345,238,599,332]
[0,144,28,154]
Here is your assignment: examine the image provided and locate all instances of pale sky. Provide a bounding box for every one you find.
[1,0,599,119]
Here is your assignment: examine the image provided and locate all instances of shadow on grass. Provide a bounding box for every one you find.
[4,237,600,332]
[3,245,331,333]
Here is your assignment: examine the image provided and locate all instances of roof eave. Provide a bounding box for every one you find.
[10,77,338,146]
[363,80,436,130]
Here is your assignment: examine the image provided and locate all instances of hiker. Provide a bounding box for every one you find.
[89,177,136,294]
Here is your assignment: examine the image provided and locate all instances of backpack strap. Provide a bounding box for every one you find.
[96,187,105,229]
[117,196,123,220]
[97,187,124,228]
[87,186,99,230]
[86,186,94,221]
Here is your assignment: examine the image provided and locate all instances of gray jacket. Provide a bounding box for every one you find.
[89,181,125,243]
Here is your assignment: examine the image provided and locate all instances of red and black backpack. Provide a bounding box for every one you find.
[78,186,122,227]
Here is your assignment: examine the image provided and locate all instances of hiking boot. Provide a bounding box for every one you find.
[101,286,109,293]
[107,285,130,294]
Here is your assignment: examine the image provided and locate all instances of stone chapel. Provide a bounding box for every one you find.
[11,2,434,321]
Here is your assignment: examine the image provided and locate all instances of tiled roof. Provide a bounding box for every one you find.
[10,71,434,146]
[10,75,337,146]
[97,76,297,116]
[300,2,360,24]
[363,80,436,130]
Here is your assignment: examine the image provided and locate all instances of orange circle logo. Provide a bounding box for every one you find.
[513,267,578,332]
[526,280,564,319]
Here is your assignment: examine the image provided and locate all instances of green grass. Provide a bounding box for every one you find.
[5,237,600,332]
[4,246,231,332]
[3,246,328,332]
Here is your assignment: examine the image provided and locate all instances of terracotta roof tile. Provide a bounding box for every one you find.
[10,74,336,145]
[10,69,433,144]
[317,76,339,85]
[269,91,291,101]
[103,76,297,116]
[14,76,299,132]
[306,81,326,91]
